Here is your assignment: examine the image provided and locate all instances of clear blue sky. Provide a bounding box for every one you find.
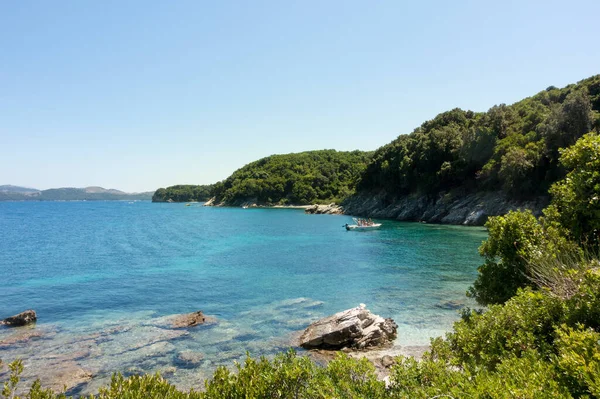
[1,1,599,192]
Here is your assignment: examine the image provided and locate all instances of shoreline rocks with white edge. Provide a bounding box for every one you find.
[1,310,37,327]
[298,304,397,350]
[341,191,548,226]
[305,203,344,215]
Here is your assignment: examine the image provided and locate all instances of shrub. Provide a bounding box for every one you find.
[448,289,565,370]
[554,325,600,397]
[468,210,545,305]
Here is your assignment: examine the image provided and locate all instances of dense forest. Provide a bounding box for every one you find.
[211,150,372,205]
[358,75,600,199]
[152,184,214,202]
[153,150,372,205]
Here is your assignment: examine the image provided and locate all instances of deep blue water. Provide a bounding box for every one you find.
[0,201,487,392]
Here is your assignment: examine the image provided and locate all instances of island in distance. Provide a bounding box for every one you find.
[0,185,153,201]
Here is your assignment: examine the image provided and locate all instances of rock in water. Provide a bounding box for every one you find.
[176,350,205,367]
[299,305,397,350]
[1,310,37,327]
[170,310,212,328]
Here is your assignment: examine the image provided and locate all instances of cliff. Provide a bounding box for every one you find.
[338,191,548,226]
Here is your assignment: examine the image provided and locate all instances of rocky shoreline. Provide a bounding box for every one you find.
[203,190,547,227]
[303,191,548,226]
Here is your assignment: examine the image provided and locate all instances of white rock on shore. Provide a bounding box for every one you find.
[298,304,397,350]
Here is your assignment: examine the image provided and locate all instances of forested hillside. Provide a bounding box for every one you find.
[210,150,372,205]
[152,185,214,202]
[153,75,600,214]
[357,75,600,199]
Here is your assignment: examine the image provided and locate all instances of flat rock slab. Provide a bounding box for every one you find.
[299,305,397,350]
[1,310,37,327]
[168,311,216,329]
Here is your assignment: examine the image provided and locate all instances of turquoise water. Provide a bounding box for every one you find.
[0,201,487,393]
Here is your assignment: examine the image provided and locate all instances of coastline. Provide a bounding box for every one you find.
[194,190,548,226]
[340,191,548,226]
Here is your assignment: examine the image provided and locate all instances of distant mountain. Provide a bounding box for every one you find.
[84,186,126,195]
[0,185,41,194]
[0,186,153,201]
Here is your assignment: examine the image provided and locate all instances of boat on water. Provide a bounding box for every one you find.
[344,218,382,231]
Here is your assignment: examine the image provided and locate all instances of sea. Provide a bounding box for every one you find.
[0,201,487,394]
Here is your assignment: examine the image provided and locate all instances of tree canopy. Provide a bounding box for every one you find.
[152,185,214,203]
[357,75,600,199]
[210,150,372,205]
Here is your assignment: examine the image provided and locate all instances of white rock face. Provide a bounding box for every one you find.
[299,305,397,350]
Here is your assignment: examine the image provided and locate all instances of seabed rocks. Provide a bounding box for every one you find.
[0,301,426,394]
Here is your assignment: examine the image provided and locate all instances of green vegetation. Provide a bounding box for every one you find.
[152,185,215,202]
[469,132,600,306]
[152,150,371,205]
[210,150,372,205]
[357,75,600,199]
[154,76,599,206]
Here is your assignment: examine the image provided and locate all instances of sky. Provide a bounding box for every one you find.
[1,1,599,192]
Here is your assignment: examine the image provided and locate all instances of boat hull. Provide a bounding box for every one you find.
[345,223,382,230]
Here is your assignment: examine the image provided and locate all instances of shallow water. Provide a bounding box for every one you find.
[0,201,487,394]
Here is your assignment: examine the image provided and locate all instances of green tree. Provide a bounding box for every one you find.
[545,132,600,246]
[468,210,545,305]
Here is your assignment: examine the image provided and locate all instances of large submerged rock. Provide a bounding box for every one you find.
[299,305,397,350]
[169,310,215,328]
[1,310,37,327]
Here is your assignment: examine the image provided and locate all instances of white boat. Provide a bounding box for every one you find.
[344,218,382,230]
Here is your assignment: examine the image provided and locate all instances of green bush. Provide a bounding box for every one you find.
[448,289,565,370]
[468,210,546,305]
[546,132,600,246]
[554,325,600,397]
